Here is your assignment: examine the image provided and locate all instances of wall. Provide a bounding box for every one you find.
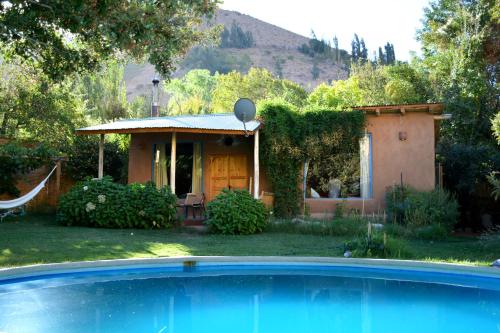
[306,112,437,216]
[0,164,74,212]
[128,132,269,199]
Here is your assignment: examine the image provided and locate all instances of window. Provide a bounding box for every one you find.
[305,133,372,199]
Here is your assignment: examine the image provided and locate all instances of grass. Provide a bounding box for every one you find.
[0,214,498,268]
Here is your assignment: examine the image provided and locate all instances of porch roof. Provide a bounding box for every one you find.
[76,113,261,135]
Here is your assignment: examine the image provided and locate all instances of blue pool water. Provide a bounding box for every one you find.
[0,262,499,333]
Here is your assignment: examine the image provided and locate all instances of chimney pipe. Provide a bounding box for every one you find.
[151,75,160,117]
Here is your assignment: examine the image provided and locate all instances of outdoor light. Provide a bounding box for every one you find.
[151,75,160,117]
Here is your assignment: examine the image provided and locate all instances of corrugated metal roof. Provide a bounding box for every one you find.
[77,113,261,134]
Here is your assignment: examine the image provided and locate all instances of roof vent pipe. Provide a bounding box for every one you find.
[151,75,160,117]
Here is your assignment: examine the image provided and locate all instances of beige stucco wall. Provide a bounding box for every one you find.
[306,112,437,215]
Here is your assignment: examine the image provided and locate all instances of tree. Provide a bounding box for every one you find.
[384,43,396,64]
[0,1,218,80]
[75,61,129,122]
[378,47,386,65]
[333,36,340,63]
[212,68,307,112]
[351,34,360,63]
[360,39,368,62]
[417,0,500,225]
[220,21,255,49]
[181,46,252,74]
[164,69,218,115]
[0,61,85,148]
[307,62,431,108]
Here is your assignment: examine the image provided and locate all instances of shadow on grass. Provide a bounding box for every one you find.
[0,214,496,267]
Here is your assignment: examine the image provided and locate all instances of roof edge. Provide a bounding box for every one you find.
[351,103,444,115]
[76,126,260,136]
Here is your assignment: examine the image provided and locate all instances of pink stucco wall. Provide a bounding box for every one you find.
[306,112,437,215]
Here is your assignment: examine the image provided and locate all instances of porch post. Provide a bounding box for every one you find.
[253,129,259,199]
[98,134,104,179]
[170,132,176,194]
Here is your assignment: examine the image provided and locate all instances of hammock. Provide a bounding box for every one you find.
[0,165,57,210]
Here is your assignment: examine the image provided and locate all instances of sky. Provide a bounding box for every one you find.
[220,0,431,61]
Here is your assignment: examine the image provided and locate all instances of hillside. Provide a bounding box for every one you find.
[124,9,349,102]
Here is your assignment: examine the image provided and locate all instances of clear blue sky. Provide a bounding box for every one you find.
[220,0,431,61]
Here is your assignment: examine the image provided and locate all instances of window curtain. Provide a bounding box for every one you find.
[359,134,371,198]
[192,142,202,193]
[154,144,168,189]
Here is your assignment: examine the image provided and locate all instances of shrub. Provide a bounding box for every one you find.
[386,186,459,234]
[64,135,129,183]
[57,177,177,229]
[205,189,267,235]
[345,231,412,259]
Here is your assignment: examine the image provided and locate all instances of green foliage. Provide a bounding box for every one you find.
[493,112,500,144]
[0,0,218,80]
[0,62,86,147]
[386,186,459,234]
[212,68,308,112]
[57,177,177,229]
[345,231,411,259]
[416,0,499,218]
[205,189,268,235]
[0,142,56,196]
[181,47,252,75]
[220,21,254,48]
[350,34,368,63]
[164,69,218,115]
[75,61,129,122]
[64,135,129,183]
[308,62,432,109]
[258,101,365,217]
[437,142,500,195]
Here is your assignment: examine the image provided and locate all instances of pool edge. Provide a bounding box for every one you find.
[1,256,499,281]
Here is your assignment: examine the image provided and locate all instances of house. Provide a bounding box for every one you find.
[76,103,446,216]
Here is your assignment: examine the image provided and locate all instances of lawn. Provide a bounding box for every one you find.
[0,214,497,268]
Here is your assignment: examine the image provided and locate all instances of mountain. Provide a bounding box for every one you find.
[123,9,349,102]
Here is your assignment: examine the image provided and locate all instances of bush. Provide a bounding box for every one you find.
[64,135,129,183]
[205,189,267,235]
[345,231,412,259]
[57,177,177,229]
[386,186,459,235]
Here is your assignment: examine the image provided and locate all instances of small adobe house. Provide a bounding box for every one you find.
[76,102,446,216]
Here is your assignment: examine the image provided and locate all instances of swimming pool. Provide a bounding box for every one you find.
[0,257,499,333]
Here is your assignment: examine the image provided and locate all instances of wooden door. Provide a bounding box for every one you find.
[229,154,247,190]
[208,154,248,201]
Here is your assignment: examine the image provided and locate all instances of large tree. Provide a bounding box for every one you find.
[0,0,218,80]
[417,0,499,226]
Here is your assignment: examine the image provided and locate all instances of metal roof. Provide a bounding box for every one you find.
[76,113,261,135]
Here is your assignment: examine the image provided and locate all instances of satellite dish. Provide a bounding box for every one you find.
[234,98,256,123]
[234,98,256,137]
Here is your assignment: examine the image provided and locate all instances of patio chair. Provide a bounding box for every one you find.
[179,193,205,219]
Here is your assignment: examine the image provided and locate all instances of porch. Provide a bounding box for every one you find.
[76,114,264,223]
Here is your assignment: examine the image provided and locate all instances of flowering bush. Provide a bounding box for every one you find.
[57,177,177,229]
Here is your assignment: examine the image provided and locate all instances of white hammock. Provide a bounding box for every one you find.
[0,165,57,210]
